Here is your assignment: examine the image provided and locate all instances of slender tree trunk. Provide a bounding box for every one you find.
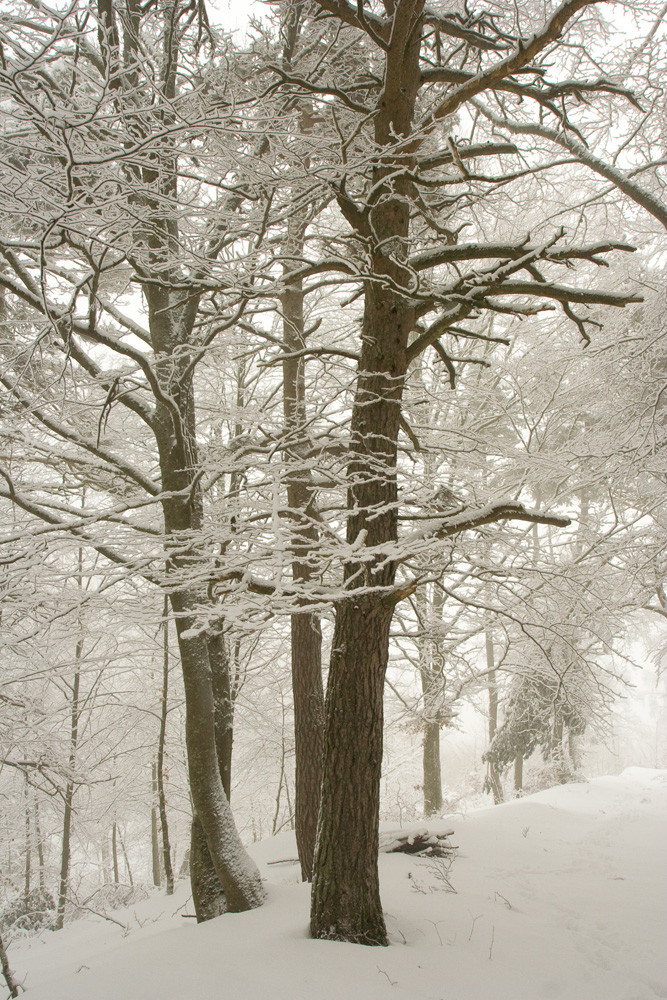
[23,776,31,901]
[101,838,111,885]
[569,732,580,771]
[157,596,174,895]
[514,754,524,794]
[419,583,446,816]
[277,7,326,881]
[111,823,120,885]
[55,641,81,931]
[551,714,568,782]
[423,723,443,816]
[118,828,134,887]
[485,631,503,804]
[0,930,20,999]
[151,763,161,887]
[33,797,46,894]
[282,269,324,880]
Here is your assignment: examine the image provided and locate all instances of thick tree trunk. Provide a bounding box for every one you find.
[190,815,227,922]
[187,624,236,919]
[146,287,263,918]
[310,2,423,945]
[171,594,264,915]
[311,596,392,945]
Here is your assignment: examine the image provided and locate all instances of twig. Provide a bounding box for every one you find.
[376,966,397,987]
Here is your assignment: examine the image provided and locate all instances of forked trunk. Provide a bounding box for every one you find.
[172,596,264,915]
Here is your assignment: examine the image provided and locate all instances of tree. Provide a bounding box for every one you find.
[0,0,264,918]
[254,0,642,946]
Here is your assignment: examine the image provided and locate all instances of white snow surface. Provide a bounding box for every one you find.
[12,768,667,1000]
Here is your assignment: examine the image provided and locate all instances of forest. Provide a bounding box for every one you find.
[0,0,665,984]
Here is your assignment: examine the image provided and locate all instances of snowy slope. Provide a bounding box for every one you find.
[11,768,667,1000]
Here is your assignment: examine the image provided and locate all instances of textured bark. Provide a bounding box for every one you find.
[282,271,325,881]
[311,597,392,945]
[0,930,20,999]
[172,592,264,915]
[208,626,234,803]
[190,815,226,922]
[291,610,324,878]
[187,625,236,920]
[310,0,423,945]
[145,238,263,916]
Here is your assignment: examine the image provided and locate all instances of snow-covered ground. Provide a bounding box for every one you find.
[10,768,667,1000]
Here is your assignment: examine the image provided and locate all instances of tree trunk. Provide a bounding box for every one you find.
[485,631,503,804]
[310,3,423,944]
[55,638,81,930]
[157,597,174,895]
[0,930,20,999]
[189,815,227,922]
[514,754,524,795]
[419,583,446,816]
[281,187,325,879]
[119,828,134,887]
[291,611,323,878]
[34,797,46,894]
[423,721,443,816]
[145,284,264,917]
[551,714,568,782]
[311,596,392,945]
[23,775,31,901]
[111,823,120,884]
[151,763,161,887]
[171,594,264,915]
